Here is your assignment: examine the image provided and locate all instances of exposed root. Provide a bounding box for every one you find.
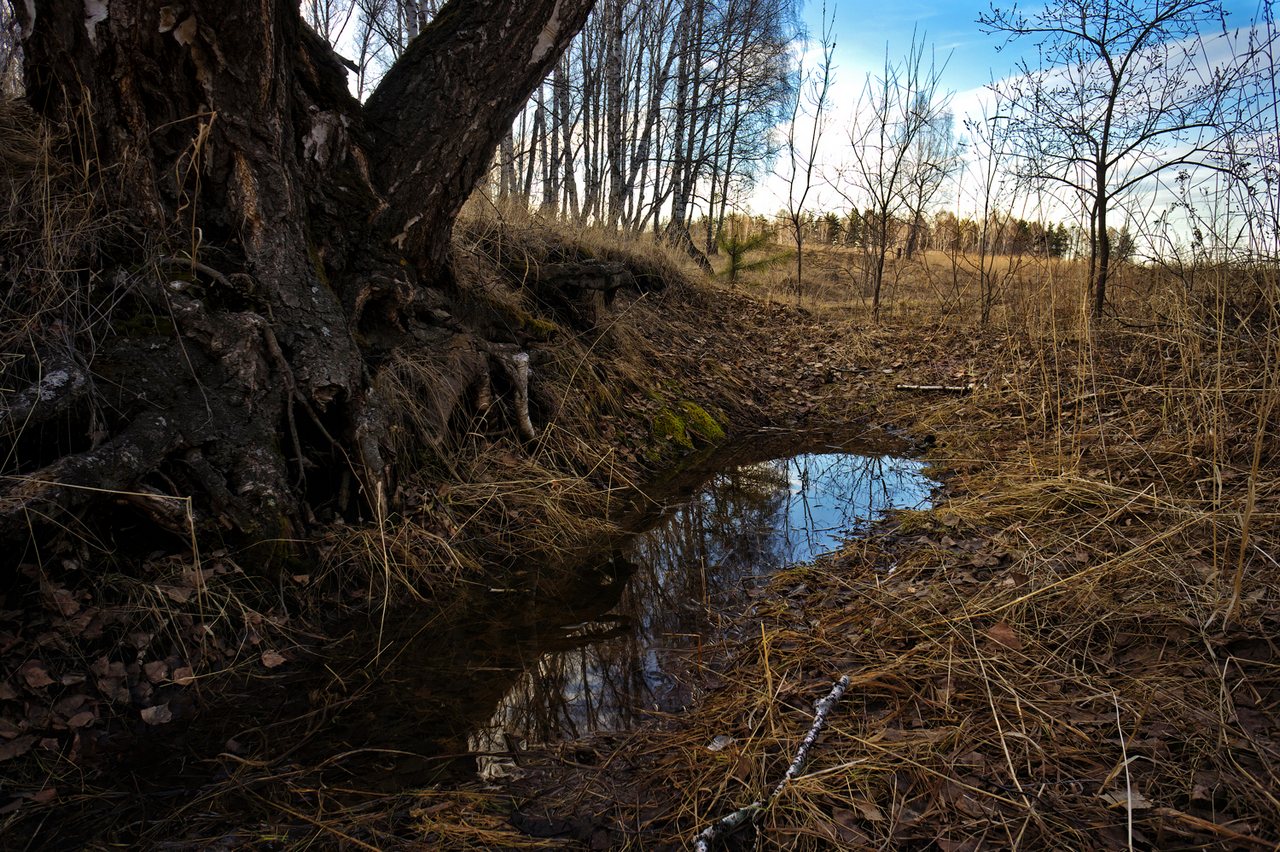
[484,344,537,441]
[1,411,185,536]
[1,346,92,430]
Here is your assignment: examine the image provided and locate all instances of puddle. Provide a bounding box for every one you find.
[312,429,936,787]
[470,436,933,771]
[14,428,940,852]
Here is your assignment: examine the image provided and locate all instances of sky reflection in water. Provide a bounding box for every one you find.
[472,449,934,774]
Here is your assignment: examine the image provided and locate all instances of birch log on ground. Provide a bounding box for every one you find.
[692,675,851,851]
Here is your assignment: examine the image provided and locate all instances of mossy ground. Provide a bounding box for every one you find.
[648,400,726,459]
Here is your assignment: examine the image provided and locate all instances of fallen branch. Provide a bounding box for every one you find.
[895,383,973,394]
[537,260,634,292]
[692,675,850,852]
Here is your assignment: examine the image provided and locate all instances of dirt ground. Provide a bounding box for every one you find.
[416,249,1280,850]
[4,235,1277,850]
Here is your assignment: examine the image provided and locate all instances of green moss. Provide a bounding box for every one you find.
[522,314,560,340]
[650,408,693,450]
[679,401,725,443]
[649,400,725,459]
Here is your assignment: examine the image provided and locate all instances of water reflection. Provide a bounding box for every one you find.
[21,434,936,847]
[469,444,933,776]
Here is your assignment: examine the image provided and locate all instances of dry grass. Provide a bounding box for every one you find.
[305,230,1279,851]
[321,210,713,607]
[5,156,1276,847]
[491,244,1280,849]
[325,211,842,611]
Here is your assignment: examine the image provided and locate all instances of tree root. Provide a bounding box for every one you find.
[1,348,92,432]
[483,343,537,441]
[0,411,186,538]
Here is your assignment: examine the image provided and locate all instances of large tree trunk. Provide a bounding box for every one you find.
[364,0,593,269]
[4,0,594,549]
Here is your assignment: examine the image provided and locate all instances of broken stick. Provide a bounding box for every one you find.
[895,383,974,394]
[692,675,851,851]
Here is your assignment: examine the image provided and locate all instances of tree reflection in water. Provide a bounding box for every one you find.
[472,450,932,773]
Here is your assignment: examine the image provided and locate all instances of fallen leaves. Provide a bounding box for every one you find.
[260,650,288,669]
[705,734,734,752]
[986,621,1024,651]
[0,785,55,813]
[17,661,54,690]
[143,661,169,683]
[66,711,96,729]
[139,704,173,726]
[0,551,291,781]
[0,735,36,763]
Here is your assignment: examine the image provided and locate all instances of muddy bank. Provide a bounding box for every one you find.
[1,424,934,849]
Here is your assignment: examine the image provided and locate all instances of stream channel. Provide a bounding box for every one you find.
[301,428,937,791]
[34,428,940,848]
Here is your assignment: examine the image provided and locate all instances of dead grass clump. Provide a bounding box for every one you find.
[456,202,700,297]
[0,98,124,356]
[532,475,1277,848]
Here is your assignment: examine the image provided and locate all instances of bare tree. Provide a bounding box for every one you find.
[839,31,950,320]
[980,0,1270,318]
[902,107,961,259]
[962,89,1022,325]
[781,3,835,304]
[514,0,795,241]
[302,0,356,47]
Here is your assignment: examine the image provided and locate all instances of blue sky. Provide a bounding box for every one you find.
[751,0,1271,217]
[804,0,1000,93]
[805,0,1268,95]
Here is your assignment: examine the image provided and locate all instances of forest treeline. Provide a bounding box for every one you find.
[305,0,796,247]
[296,0,1277,317]
[731,210,1111,262]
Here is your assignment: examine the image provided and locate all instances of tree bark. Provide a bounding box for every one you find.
[364,0,594,272]
[6,0,596,549]
[604,0,625,229]
[1092,186,1111,318]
